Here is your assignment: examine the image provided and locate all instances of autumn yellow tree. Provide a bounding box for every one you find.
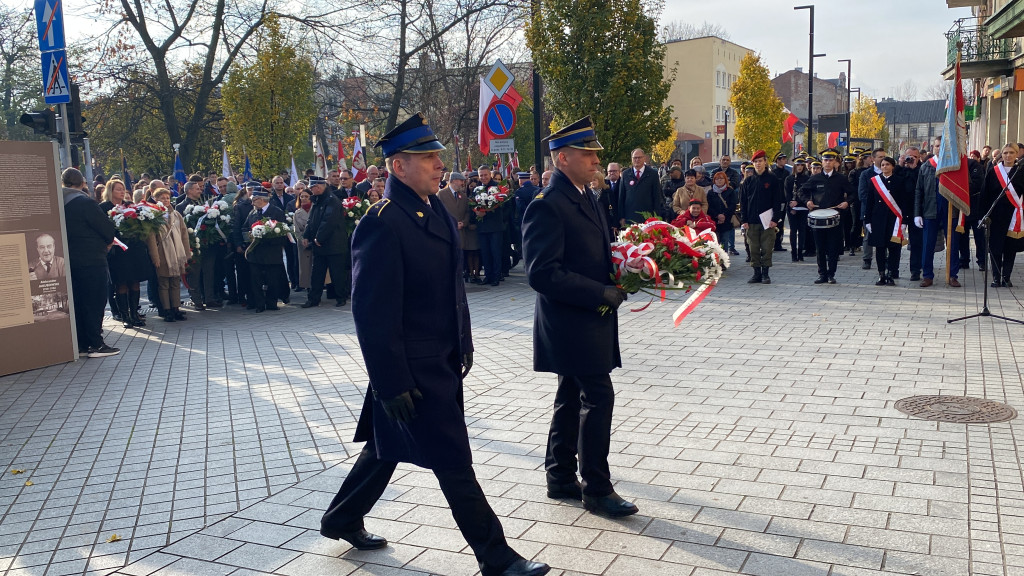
[221,15,316,176]
[851,95,887,141]
[729,53,785,159]
[649,115,679,164]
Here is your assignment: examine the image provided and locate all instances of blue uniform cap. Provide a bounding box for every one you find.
[375,112,446,158]
[251,189,269,198]
[307,175,326,186]
[542,116,603,151]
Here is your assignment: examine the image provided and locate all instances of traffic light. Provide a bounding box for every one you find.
[70,145,80,168]
[68,83,87,143]
[20,108,57,138]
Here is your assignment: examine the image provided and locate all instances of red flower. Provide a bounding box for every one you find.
[200,225,207,231]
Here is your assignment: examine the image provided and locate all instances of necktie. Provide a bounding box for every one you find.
[44,263,50,274]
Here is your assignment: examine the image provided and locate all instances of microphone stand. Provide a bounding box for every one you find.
[948,161,1024,325]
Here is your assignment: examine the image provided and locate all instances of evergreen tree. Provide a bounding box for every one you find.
[730,53,785,158]
[221,15,316,177]
[525,0,673,164]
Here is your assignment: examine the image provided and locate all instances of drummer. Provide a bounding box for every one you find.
[798,148,854,284]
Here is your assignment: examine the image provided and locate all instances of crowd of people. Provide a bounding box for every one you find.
[64,132,1020,359]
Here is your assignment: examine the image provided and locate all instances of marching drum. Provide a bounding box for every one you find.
[807,208,841,229]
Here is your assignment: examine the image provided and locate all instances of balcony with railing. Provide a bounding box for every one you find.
[943,18,1018,79]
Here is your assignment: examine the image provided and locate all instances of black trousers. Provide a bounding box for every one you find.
[322,445,518,575]
[989,233,1018,281]
[959,219,988,267]
[232,251,251,305]
[71,265,108,350]
[285,242,299,287]
[546,373,614,496]
[249,262,285,309]
[848,207,863,252]
[812,225,843,278]
[876,242,902,277]
[788,210,809,257]
[201,243,227,304]
[308,251,350,303]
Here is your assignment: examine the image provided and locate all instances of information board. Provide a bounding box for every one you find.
[0,141,76,376]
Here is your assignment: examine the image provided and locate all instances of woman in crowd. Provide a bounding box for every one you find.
[983,142,1024,287]
[672,169,709,215]
[589,171,614,224]
[146,188,192,321]
[367,187,382,204]
[99,178,151,328]
[864,157,913,286]
[707,171,738,256]
[292,189,313,292]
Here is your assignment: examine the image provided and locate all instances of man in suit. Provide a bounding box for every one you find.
[354,165,380,196]
[243,186,288,312]
[522,116,638,519]
[617,148,662,225]
[440,171,471,253]
[605,162,622,235]
[301,176,351,307]
[29,233,65,280]
[320,113,549,576]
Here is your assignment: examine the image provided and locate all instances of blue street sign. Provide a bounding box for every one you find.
[34,0,65,52]
[41,50,70,104]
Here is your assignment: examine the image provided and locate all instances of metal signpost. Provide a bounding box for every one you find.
[35,0,71,169]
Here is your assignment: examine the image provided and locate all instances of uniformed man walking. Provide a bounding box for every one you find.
[522,117,638,519]
[320,113,549,576]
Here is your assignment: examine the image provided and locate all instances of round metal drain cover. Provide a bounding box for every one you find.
[894,395,1017,424]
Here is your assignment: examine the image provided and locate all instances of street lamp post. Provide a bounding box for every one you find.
[838,58,852,151]
[724,108,730,157]
[795,5,817,155]
[532,0,544,171]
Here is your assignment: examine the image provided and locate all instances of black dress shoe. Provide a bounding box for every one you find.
[266,305,280,311]
[992,281,1003,288]
[1005,279,1014,287]
[547,481,582,500]
[827,277,836,284]
[300,300,320,308]
[910,273,921,282]
[321,528,387,550]
[491,558,550,576]
[336,299,347,307]
[583,493,639,518]
[861,261,872,270]
[813,276,827,284]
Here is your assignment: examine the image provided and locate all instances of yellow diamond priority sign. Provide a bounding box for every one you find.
[484,60,515,99]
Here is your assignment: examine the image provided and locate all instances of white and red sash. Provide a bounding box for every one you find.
[871,175,905,244]
[995,163,1024,239]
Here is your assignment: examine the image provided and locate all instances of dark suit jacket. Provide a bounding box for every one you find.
[617,165,662,224]
[304,191,349,255]
[243,204,288,265]
[351,175,473,470]
[522,169,621,376]
[438,186,470,249]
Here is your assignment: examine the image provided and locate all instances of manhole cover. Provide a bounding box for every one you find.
[894,395,1017,423]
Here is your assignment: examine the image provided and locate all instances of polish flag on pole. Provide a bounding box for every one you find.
[312,135,327,178]
[827,132,839,148]
[352,133,367,181]
[782,108,800,143]
[337,140,347,171]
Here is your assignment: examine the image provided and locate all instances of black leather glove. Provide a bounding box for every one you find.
[382,388,423,424]
[461,352,473,379]
[601,286,627,309]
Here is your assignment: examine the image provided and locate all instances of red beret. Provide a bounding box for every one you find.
[751,150,767,161]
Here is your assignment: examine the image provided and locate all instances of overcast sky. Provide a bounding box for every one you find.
[661,1,975,99]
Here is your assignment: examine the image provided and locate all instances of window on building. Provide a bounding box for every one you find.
[716,105,721,121]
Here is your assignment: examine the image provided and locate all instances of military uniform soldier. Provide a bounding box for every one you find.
[522,116,638,519]
[243,185,288,312]
[319,113,549,576]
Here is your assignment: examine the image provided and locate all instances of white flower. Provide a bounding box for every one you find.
[251,225,266,238]
[216,200,229,210]
[187,228,195,234]
[347,211,354,217]
[355,218,360,225]
[207,208,221,219]
[223,215,231,223]
[184,205,194,215]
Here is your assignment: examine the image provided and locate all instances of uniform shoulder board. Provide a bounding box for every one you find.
[534,192,545,199]
[367,198,391,217]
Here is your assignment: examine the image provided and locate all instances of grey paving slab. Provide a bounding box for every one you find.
[1,257,1023,575]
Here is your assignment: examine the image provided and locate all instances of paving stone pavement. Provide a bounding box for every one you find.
[2,250,1024,576]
